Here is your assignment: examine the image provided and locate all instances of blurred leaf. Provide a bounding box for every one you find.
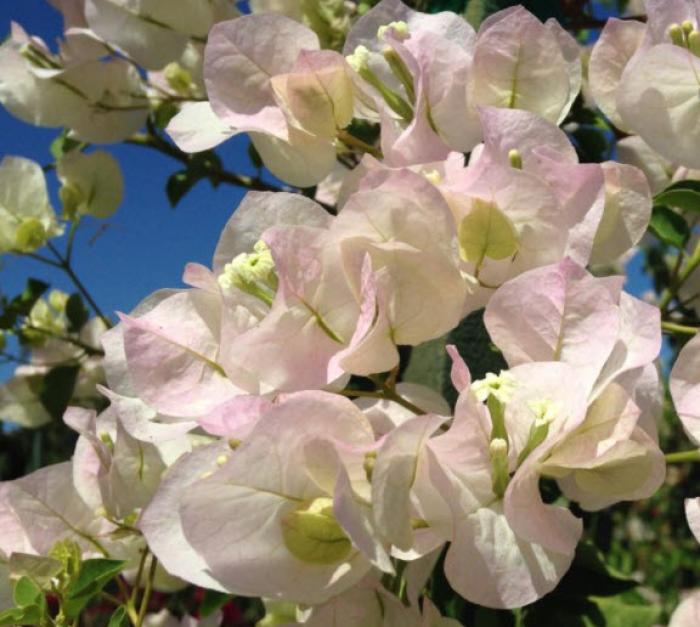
[166,170,196,208]
[50,130,83,161]
[65,293,88,334]
[166,151,224,207]
[13,576,43,608]
[403,309,506,408]
[590,595,661,627]
[0,279,49,329]
[571,126,609,163]
[108,606,129,627]
[649,205,690,249]
[200,590,233,618]
[0,605,42,626]
[9,554,62,588]
[152,102,179,131]
[464,0,506,27]
[38,366,80,421]
[655,180,700,214]
[554,542,638,598]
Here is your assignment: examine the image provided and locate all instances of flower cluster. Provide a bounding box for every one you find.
[4,0,700,625]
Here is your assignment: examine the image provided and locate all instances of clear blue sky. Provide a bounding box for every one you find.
[0,1,652,381]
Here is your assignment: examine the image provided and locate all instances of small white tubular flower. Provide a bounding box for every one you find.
[345,44,371,73]
[0,156,62,254]
[217,240,278,305]
[471,371,519,404]
[377,21,410,41]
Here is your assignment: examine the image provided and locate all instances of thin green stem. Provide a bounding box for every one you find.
[21,251,63,268]
[125,132,283,194]
[135,555,158,627]
[338,388,426,415]
[661,320,699,335]
[337,129,383,159]
[660,240,700,313]
[665,450,700,463]
[46,242,112,329]
[22,323,104,356]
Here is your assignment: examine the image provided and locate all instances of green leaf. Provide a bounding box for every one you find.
[649,205,690,248]
[50,130,83,161]
[67,559,126,598]
[152,102,179,130]
[200,590,233,618]
[108,605,129,627]
[13,576,42,608]
[65,293,88,334]
[0,605,42,626]
[589,595,661,627]
[38,365,80,421]
[554,542,638,598]
[64,558,126,619]
[9,553,63,587]
[402,309,507,408]
[166,170,196,208]
[654,180,700,214]
[0,279,50,329]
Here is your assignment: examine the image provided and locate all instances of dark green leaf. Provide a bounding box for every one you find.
[403,309,507,408]
[649,205,690,248]
[166,171,196,208]
[65,294,88,334]
[108,606,129,627]
[199,590,233,618]
[0,605,42,626]
[67,559,126,598]
[152,102,179,130]
[590,595,661,627]
[555,542,638,598]
[13,576,43,608]
[654,188,700,214]
[658,179,700,195]
[64,558,126,619]
[38,365,80,421]
[0,279,50,329]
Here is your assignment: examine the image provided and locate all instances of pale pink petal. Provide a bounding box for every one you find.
[166,102,236,153]
[671,334,700,445]
[588,18,646,130]
[204,14,317,132]
[139,442,230,591]
[484,260,621,395]
[590,161,652,264]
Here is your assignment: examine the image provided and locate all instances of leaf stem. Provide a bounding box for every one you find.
[337,129,382,158]
[661,321,699,335]
[46,242,112,329]
[665,450,700,463]
[135,555,158,627]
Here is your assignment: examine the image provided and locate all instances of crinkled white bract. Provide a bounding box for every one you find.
[0,156,62,254]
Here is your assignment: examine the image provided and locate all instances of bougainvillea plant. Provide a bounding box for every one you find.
[2,0,700,625]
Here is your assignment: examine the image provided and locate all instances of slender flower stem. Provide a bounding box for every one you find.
[135,555,158,627]
[22,324,104,356]
[661,321,699,335]
[125,132,285,194]
[46,242,112,329]
[337,129,382,159]
[660,240,700,313]
[665,450,700,463]
[338,387,426,415]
